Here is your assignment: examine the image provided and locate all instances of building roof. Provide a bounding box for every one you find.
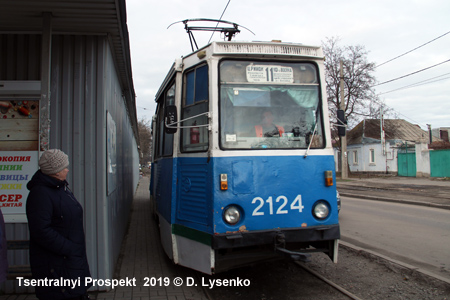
[347,119,430,145]
[0,0,137,134]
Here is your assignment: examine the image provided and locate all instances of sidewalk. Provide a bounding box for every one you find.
[0,176,208,300]
[337,175,450,210]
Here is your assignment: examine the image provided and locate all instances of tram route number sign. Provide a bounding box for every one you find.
[246,65,294,83]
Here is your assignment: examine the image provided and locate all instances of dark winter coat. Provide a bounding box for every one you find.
[26,170,91,300]
[0,209,7,283]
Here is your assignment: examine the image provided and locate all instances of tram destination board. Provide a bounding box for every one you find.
[246,65,294,83]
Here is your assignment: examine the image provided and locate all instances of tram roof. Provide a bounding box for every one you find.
[155,41,324,102]
[208,41,324,58]
[182,41,324,61]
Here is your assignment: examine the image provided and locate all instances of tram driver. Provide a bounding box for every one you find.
[255,110,285,137]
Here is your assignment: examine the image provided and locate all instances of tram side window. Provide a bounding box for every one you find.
[155,82,176,158]
[181,64,209,152]
[155,104,164,159]
[163,83,175,156]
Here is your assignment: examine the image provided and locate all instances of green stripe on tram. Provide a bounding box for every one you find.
[172,224,212,246]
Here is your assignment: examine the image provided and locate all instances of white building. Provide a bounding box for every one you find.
[335,119,431,176]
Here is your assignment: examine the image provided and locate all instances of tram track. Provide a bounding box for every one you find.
[295,261,363,300]
[199,256,365,300]
[198,242,450,300]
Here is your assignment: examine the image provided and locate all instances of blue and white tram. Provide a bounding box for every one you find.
[150,41,340,274]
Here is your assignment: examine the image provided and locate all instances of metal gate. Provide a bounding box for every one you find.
[430,149,450,177]
[397,143,416,177]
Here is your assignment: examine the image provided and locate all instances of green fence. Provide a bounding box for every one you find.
[430,149,450,177]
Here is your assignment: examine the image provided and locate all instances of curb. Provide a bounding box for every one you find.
[339,192,450,210]
[339,241,450,286]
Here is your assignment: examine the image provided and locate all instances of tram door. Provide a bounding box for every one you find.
[176,64,212,230]
[153,82,176,222]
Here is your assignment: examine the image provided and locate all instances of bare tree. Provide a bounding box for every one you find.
[138,118,152,167]
[322,37,392,129]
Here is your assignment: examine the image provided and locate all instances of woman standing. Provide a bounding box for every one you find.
[26,149,91,300]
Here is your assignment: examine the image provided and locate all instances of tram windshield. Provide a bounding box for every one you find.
[219,60,324,150]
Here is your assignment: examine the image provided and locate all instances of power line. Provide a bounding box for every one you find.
[377,81,449,129]
[375,72,450,127]
[373,59,450,87]
[371,32,450,124]
[376,30,450,68]
[374,100,427,128]
[378,72,450,95]
[392,110,427,128]
[208,0,231,44]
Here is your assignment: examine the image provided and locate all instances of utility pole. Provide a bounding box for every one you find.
[427,124,432,144]
[340,60,348,179]
[380,105,386,156]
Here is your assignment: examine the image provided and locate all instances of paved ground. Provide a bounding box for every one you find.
[337,175,450,285]
[1,175,449,299]
[337,175,450,210]
[0,176,208,300]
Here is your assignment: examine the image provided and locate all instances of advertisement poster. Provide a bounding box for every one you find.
[1,98,39,221]
[107,111,117,195]
[0,151,38,221]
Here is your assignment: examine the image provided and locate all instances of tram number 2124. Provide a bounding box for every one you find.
[251,195,304,216]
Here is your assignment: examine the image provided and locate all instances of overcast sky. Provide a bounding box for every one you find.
[126,0,449,130]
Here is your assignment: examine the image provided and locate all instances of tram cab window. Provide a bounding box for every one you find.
[219,60,324,150]
[181,64,209,152]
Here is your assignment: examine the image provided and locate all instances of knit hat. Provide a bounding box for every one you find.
[39,149,69,175]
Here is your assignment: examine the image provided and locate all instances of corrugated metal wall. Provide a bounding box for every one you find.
[49,34,108,283]
[0,33,139,293]
[49,34,139,287]
[103,42,140,270]
[0,34,41,81]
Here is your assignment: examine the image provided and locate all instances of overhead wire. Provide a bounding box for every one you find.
[370,97,427,128]
[373,30,450,88]
[208,0,231,44]
[373,59,450,87]
[393,111,427,128]
[377,73,450,128]
[378,72,450,95]
[376,30,450,68]
[372,32,450,126]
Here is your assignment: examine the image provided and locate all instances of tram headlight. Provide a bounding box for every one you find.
[223,206,241,225]
[313,201,330,220]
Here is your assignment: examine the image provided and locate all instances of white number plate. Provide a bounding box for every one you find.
[251,195,304,216]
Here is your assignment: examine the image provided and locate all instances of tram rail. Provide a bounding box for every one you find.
[295,261,363,300]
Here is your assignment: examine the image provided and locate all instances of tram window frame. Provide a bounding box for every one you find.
[155,81,176,159]
[181,63,209,153]
[163,83,175,156]
[155,104,164,159]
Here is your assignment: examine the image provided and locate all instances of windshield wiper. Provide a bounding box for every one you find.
[304,108,320,158]
[304,121,318,158]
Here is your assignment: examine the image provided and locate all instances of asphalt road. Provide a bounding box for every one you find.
[340,195,450,281]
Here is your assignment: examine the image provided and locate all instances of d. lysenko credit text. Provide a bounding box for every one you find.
[16,276,250,289]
